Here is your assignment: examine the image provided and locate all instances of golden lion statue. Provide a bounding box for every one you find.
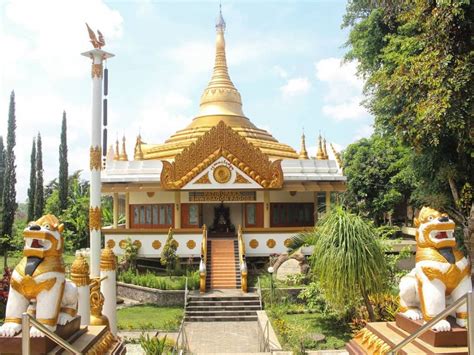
[399,207,472,331]
[0,215,78,337]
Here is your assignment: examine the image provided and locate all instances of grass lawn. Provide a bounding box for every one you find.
[269,309,352,351]
[2,252,77,273]
[117,305,183,331]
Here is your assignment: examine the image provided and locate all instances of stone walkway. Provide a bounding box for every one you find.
[185,321,260,354]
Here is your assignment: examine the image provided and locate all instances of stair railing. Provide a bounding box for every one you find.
[257,276,263,310]
[173,277,189,354]
[389,291,473,354]
[21,312,81,355]
[199,224,208,293]
[237,225,248,292]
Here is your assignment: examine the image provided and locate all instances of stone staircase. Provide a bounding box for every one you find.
[185,293,261,322]
[206,238,241,289]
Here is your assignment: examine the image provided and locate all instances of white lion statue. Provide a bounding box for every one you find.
[0,214,78,337]
[399,207,472,332]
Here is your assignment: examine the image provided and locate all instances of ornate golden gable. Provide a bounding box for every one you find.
[160,121,283,189]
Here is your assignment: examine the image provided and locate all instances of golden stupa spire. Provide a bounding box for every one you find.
[113,138,120,161]
[323,137,329,159]
[330,143,343,169]
[315,133,326,160]
[299,129,309,159]
[134,133,144,160]
[197,5,245,118]
[119,136,128,161]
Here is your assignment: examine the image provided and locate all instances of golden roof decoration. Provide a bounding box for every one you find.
[134,134,144,160]
[138,7,298,161]
[323,138,329,160]
[315,134,326,160]
[330,143,343,169]
[299,130,309,160]
[114,139,120,160]
[119,136,128,161]
[160,121,284,189]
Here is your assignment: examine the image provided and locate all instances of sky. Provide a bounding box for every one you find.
[0,0,374,202]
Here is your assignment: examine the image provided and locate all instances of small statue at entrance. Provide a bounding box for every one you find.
[210,202,235,234]
[399,207,472,331]
[0,215,78,337]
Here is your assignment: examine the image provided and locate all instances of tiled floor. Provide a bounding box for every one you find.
[185,321,260,353]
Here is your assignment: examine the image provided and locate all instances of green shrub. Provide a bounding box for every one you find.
[118,269,199,290]
[139,333,174,355]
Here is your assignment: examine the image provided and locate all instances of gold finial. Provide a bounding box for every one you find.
[71,253,90,287]
[134,134,144,160]
[85,23,105,49]
[119,136,128,161]
[90,277,109,326]
[330,143,343,169]
[323,137,329,160]
[114,139,120,160]
[299,130,309,160]
[315,134,325,160]
[107,144,115,161]
[197,5,245,118]
[100,247,116,271]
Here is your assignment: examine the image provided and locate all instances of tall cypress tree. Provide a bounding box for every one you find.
[0,137,6,202]
[59,111,68,212]
[2,91,17,267]
[33,133,44,219]
[27,138,36,222]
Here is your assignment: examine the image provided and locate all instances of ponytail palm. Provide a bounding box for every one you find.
[311,206,387,321]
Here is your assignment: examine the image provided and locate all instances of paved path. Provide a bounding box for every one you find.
[185,321,260,353]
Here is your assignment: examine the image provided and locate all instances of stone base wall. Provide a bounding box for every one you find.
[117,282,185,306]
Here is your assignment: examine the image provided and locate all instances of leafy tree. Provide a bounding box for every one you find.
[343,0,473,255]
[1,91,17,268]
[33,133,44,219]
[310,206,387,321]
[59,111,68,213]
[27,138,36,222]
[0,137,5,204]
[160,228,178,275]
[343,134,415,224]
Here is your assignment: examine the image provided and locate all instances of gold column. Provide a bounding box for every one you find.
[125,192,130,229]
[71,254,90,287]
[325,191,331,213]
[113,193,119,228]
[264,191,270,228]
[174,191,181,229]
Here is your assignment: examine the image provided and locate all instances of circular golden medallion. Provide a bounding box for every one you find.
[187,240,196,249]
[213,165,231,184]
[106,239,116,249]
[249,239,259,249]
[266,239,276,249]
[119,240,127,249]
[133,240,142,249]
[284,238,292,248]
[152,240,162,250]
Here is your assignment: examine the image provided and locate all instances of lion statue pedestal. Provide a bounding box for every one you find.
[346,207,471,354]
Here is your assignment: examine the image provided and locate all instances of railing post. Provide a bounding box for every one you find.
[468,291,473,355]
[21,313,31,355]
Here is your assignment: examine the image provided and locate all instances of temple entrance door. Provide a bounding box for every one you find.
[209,202,236,237]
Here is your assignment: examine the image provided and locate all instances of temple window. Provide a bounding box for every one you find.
[316,192,326,219]
[181,203,203,228]
[130,204,174,228]
[270,203,314,227]
[244,203,263,228]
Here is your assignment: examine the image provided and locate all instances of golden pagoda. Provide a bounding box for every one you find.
[140,8,298,161]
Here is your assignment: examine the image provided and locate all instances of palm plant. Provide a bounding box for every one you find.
[310,205,387,321]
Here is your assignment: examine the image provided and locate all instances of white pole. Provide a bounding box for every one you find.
[100,248,117,335]
[81,48,114,278]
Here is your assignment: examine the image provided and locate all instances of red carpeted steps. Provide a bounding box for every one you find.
[206,238,241,289]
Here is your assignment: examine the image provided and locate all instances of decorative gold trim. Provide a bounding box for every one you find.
[100,247,116,271]
[15,256,65,277]
[133,240,142,249]
[186,240,196,249]
[89,206,101,231]
[266,239,276,248]
[195,174,211,184]
[147,191,155,197]
[249,239,259,249]
[152,240,162,250]
[4,317,22,324]
[90,146,102,171]
[235,173,250,184]
[91,63,103,79]
[71,254,90,287]
[284,238,292,248]
[160,121,284,189]
[171,240,179,248]
[90,277,108,327]
[119,240,127,249]
[11,276,57,300]
[106,239,115,248]
[189,191,256,202]
[60,307,77,317]
[213,165,232,184]
[86,330,115,355]
[36,317,58,326]
[456,312,468,319]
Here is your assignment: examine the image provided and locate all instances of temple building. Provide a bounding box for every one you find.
[102,9,345,266]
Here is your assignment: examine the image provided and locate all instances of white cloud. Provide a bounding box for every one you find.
[280,77,311,98]
[273,65,288,79]
[354,124,374,140]
[315,57,368,121]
